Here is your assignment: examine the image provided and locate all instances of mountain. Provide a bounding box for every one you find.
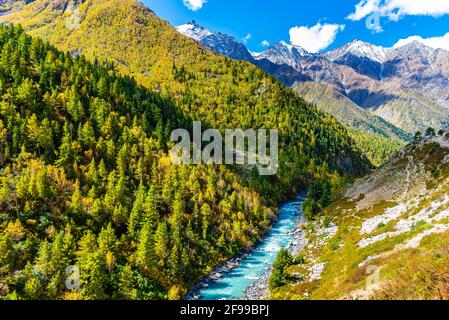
[382,42,449,109]
[273,40,449,135]
[253,41,312,71]
[174,21,449,137]
[264,40,449,135]
[1,0,370,175]
[176,20,255,62]
[325,39,388,64]
[175,22,311,86]
[174,22,409,164]
[0,0,371,300]
[271,131,449,300]
[294,82,408,166]
[324,40,388,80]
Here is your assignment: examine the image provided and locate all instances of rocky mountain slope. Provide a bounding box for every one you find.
[261,40,449,135]
[176,20,255,62]
[176,21,449,136]
[271,131,449,300]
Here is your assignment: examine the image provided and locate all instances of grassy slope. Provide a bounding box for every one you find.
[294,82,409,166]
[271,132,449,300]
[294,82,409,141]
[373,92,449,134]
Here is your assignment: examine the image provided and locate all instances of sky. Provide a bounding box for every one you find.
[144,0,449,53]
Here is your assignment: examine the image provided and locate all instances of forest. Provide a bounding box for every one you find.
[0,24,369,299]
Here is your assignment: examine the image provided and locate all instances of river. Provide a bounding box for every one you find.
[192,197,305,300]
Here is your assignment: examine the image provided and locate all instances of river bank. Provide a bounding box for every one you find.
[186,198,307,300]
[242,215,307,300]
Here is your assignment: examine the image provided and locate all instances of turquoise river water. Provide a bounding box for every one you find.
[196,197,304,300]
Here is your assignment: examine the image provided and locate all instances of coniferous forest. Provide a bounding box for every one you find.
[2,0,449,304]
[0,23,371,300]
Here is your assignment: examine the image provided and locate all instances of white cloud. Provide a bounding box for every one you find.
[348,0,449,21]
[385,0,449,18]
[183,0,207,11]
[261,40,270,47]
[347,0,380,21]
[394,32,449,51]
[242,33,251,44]
[289,23,345,53]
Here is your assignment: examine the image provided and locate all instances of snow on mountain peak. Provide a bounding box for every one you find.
[176,21,254,62]
[325,39,389,63]
[252,41,312,70]
[176,21,212,42]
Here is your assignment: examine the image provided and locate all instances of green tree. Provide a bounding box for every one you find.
[154,221,169,265]
[414,131,423,143]
[425,127,436,137]
[0,232,15,275]
[268,248,293,290]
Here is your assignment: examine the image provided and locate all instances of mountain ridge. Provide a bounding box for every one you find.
[175,21,449,136]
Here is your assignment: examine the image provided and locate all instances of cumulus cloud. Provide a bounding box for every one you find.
[348,0,449,21]
[261,40,270,47]
[183,0,207,11]
[394,32,449,51]
[289,23,345,53]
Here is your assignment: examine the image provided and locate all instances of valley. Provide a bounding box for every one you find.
[0,0,368,300]
[1,0,449,302]
[189,197,305,300]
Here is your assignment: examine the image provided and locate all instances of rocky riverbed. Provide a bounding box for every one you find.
[242,216,308,300]
[186,214,308,300]
[185,251,252,300]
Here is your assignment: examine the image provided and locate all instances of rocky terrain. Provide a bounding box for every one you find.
[176,21,255,62]
[270,131,449,300]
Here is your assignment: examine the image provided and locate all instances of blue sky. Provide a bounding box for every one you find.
[144,0,449,53]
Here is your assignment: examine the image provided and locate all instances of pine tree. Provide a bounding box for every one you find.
[35,240,51,276]
[154,221,169,265]
[118,264,135,300]
[136,221,155,269]
[0,232,15,275]
[128,182,146,237]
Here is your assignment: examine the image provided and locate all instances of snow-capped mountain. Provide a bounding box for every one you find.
[323,40,389,80]
[324,40,389,64]
[252,41,312,71]
[176,20,255,62]
[176,20,213,42]
[176,20,449,134]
